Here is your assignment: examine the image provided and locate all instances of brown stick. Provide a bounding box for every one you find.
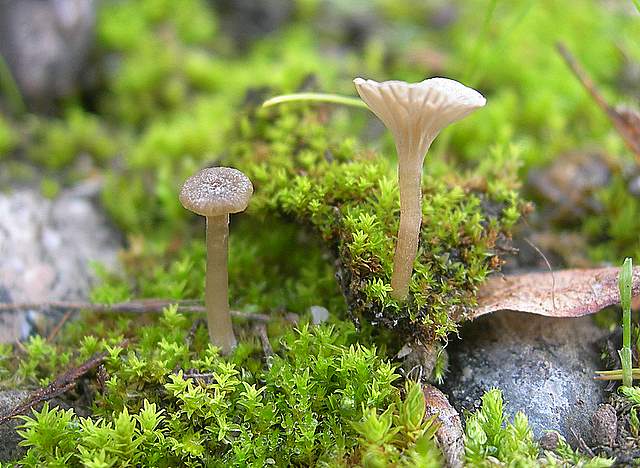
[422,384,465,468]
[254,323,274,358]
[0,299,271,323]
[47,310,73,342]
[0,340,130,424]
[557,42,640,158]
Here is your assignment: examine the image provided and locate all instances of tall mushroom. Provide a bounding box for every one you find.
[179,167,253,354]
[354,77,486,300]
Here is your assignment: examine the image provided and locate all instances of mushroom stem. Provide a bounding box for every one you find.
[205,214,237,354]
[391,144,432,300]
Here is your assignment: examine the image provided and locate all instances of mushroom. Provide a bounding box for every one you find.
[354,77,485,300]
[179,167,253,353]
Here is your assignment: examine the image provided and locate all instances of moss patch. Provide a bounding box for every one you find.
[7,309,440,467]
[226,105,522,342]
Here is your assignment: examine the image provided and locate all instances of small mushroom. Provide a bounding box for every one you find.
[354,77,486,300]
[180,167,253,354]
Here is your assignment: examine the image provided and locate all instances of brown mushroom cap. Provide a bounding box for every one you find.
[179,167,253,217]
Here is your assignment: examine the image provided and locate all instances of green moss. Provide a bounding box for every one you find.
[464,389,614,467]
[8,308,440,467]
[0,115,17,158]
[3,0,637,465]
[26,110,118,170]
[39,178,61,199]
[225,106,522,342]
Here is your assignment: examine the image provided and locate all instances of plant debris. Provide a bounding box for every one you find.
[557,42,640,159]
[473,267,640,318]
[0,299,272,323]
[422,384,464,468]
[0,340,129,424]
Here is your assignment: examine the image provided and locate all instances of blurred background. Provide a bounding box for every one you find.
[0,0,639,341]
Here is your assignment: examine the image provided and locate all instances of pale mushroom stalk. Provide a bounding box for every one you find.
[393,145,433,299]
[180,167,253,354]
[205,214,235,352]
[354,77,485,301]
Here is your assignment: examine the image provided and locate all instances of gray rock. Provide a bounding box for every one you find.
[0,0,96,108]
[0,182,121,342]
[591,404,617,447]
[211,0,292,49]
[309,305,329,325]
[0,390,30,462]
[444,311,608,445]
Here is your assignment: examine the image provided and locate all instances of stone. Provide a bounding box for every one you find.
[444,311,608,445]
[211,0,293,49]
[0,0,96,109]
[0,390,30,462]
[528,152,610,225]
[539,431,560,451]
[591,404,617,447]
[309,305,329,325]
[0,182,121,342]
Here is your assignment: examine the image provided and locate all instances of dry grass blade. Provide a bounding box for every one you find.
[473,267,640,318]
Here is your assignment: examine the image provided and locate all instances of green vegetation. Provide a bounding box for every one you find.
[0,115,16,158]
[620,258,634,387]
[229,105,521,342]
[8,308,439,466]
[0,0,638,465]
[464,389,614,467]
[465,389,539,466]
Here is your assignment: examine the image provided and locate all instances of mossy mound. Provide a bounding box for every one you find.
[228,105,522,343]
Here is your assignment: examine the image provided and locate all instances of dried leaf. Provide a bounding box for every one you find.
[473,267,640,319]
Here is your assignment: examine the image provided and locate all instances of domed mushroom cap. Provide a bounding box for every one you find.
[180,167,253,217]
[353,77,486,160]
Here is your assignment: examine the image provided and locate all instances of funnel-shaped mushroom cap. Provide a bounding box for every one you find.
[180,167,253,217]
[353,77,486,160]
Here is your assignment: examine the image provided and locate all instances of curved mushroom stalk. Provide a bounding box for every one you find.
[354,77,486,300]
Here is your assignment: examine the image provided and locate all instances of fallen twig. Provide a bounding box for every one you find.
[557,42,640,159]
[185,318,206,351]
[47,310,73,342]
[422,384,464,468]
[571,428,595,458]
[180,371,216,383]
[0,299,272,323]
[0,340,130,424]
[254,323,274,359]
